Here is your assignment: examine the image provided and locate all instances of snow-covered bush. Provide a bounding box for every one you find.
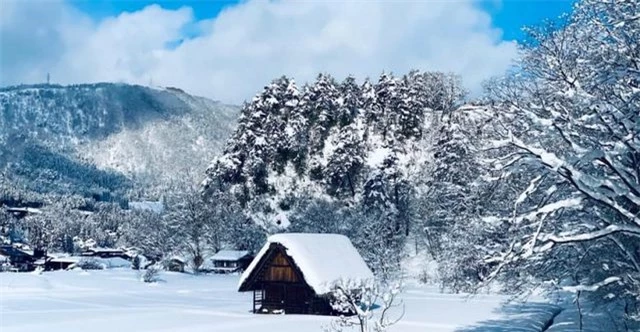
[327,280,404,332]
[75,258,104,270]
[142,265,161,283]
[131,255,141,270]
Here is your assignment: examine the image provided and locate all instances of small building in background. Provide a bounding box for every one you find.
[210,250,253,273]
[5,206,42,219]
[238,233,373,315]
[0,244,38,271]
[165,257,186,273]
[81,248,130,260]
[46,256,82,271]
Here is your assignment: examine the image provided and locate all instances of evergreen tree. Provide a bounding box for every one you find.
[325,123,365,198]
[372,73,400,142]
[337,75,362,127]
[306,74,340,154]
[396,71,426,141]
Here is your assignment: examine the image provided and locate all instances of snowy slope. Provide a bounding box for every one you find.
[0,269,569,332]
[0,83,239,197]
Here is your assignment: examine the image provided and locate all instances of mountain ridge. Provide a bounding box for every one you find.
[0,82,239,201]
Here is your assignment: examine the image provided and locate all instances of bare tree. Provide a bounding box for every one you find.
[326,280,404,332]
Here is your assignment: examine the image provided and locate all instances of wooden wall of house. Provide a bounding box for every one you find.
[247,244,336,315]
[264,252,298,282]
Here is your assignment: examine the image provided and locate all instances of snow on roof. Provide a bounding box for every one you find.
[239,233,374,295]
[86,248,124,253]
[1,245,34,257]
[211,250,250,261]
[5,207,42,214]
[168,256,186,263]
[50,256,82,263]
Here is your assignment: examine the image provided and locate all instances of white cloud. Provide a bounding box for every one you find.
[0,0,517,103]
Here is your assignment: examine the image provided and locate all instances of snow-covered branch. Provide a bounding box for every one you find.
[508,136,640,228]
[539,224,640,247]
[562,276,622,293]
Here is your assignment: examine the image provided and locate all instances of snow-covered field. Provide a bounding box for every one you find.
[0,269,602,332]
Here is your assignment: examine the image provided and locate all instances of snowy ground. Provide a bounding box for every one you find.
[0,269,610,332]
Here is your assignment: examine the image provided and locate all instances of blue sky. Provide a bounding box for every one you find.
[3,0,577,102]
[479,0,574,40]
[70,0,575,42]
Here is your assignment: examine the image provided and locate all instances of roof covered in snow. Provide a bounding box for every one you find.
[238,233,374,295]
[84,247,125,253]
[5,207,42,214]
[211,250,251,261]
[50,256,82,263]
[168,256,186,263]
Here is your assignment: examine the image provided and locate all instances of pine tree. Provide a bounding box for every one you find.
[325,123,365,198]
[373,73,401,143]
[337,75,362,127]
[282,81,308,176]
[396,71,426,141]
[306,73,340,154]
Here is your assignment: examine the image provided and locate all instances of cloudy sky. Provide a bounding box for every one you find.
[1,0,573,103]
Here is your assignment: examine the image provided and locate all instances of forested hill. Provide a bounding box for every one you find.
[204,72,486,229]
[0,83,239,200]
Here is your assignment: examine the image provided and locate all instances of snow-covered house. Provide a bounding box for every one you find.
[165,256,186,272]
[81,247,130,259]
[210,250,253,273]
[238,233,374,315]
[5,206,42,219]
[46,256,82,271]
[0,244,37,271]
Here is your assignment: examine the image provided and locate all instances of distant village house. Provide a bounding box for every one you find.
[165,257,186,273]
[211,250,253,273]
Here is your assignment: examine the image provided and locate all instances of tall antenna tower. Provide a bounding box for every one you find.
[46,72,50,85]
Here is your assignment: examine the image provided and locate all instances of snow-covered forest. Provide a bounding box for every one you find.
[1,0,639,330]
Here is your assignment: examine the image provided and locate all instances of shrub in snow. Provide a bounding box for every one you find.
[326,280,404,332]
[76,258,104,270]
[142,265,161,283]
[418,270,430,285]
[132,255,141,270]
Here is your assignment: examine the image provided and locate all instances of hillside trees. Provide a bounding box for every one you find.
[205,70,467,280]
[205,70,465,219]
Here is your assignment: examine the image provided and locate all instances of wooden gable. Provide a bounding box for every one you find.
[238,243,308,292]
[264,251,299,282]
